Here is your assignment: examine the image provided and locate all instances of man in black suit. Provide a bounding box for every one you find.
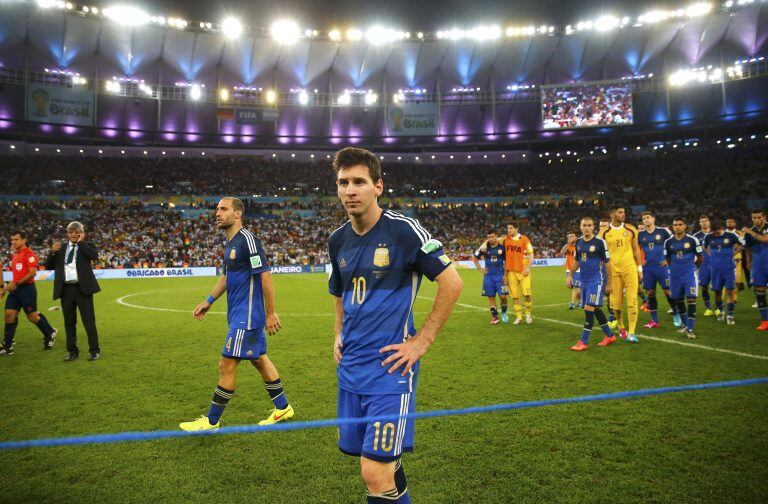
[45,221,102,361]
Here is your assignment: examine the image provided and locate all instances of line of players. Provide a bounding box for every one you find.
[562,209,768,350]
[472,208,768,349]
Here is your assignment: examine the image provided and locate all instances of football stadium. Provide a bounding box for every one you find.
[1,0,768,501]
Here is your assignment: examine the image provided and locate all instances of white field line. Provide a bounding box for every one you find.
[417,296,768,362]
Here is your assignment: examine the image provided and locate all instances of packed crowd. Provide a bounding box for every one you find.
[542,84,633,129]
[0,145,765,267]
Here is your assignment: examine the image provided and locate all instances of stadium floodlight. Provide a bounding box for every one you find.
[365,92,378,105]
[298,90,309,105]
[189,85,202,101]
[594,15,619,31]
[36,0,57,8]
[272,20,300,43]
[346,28,363,41]
[686,3,712,17]
[337,92,351,106]
[329,29,342,41]
[103,6,151,26]
[219,88,229,102]
[105,80,121,93]
[221,17,243,39]
[265,90,276,104]
[393,92,405,104]
[468,25,501,41]
[366,26,398,45]
[417,32,424,39]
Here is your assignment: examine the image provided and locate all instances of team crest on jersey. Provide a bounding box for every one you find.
[15,263,22,271]
[373,247,390,267]
[589,245,595,252]
[230,249,236,260]
[656,234,661,240]
[684,242,691,249]
[340,257,346,269]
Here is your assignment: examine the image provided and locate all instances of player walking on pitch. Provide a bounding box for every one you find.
[180,197,294,431]
[328,148,463,503]
[472,230,509,324]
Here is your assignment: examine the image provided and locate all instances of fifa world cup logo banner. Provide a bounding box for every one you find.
[32,89,50,117]
[387,103,438,136]
[26,84,94,126]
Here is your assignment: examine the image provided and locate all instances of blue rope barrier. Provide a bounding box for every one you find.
[1,377,766,451]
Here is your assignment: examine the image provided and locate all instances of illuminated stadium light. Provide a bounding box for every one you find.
[298,90,309,105]
[219,88,229,102]
[365,26,400,45]
[593,15,620,31]
[36,0,59,8]
[103,6,151,26]
[105,80,121,93]
[346,28,363,41]
[265,90,277,104]
[393,92,404,104]
[686,3,713,17]
[337,92,351,106]
[221,17,243,39]
[329,29,342,41]
[467,25,501,41]
[417,32,424,39]
[638,10,671,23]
[189,85,202,100]
[364,92,378,105]
[272,20,301,43]
[167,18,188,29]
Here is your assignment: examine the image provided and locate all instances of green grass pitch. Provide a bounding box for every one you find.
[1,267,767,503]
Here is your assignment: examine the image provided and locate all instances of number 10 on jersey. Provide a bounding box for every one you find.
[351,276,367,305]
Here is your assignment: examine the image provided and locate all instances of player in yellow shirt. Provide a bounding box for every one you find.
[598,206,643,343]
[504,222,534,324]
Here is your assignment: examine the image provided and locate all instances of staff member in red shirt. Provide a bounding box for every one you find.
[0,231,58,356]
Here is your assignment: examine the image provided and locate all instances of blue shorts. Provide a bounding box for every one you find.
[642,264,670,291]
[482,274,508,297]
[698,264,711,288]
[567,271,581,289]
[221,328,266,360]
[4,284,38,313]
[338,386,416,462]
[580,280,605,308]
[670,274,698,300]
[710,266,736,291]
[752,265,768,288]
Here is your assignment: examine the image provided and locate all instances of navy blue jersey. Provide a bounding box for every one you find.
[744,224,768,269]
[638,227,671,266]
[693,231,711,266]
[664,235,702,278]
[224,228,270,330]
[328,210,451,395]
[575,236,610,284]
[474,243,506,277]
[704,232,744,269]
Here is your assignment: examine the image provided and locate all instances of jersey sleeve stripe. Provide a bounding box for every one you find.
[386,211,433,242]
[239,229,257,254]
[384,212,429,244]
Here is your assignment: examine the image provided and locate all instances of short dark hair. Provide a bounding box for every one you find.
[711,219,723,231]
[611,205,624,213]
[673,217,686,224]
[11,231,26,239]
[641,211,654,218]
[751,209,765,216]
[332,147,382,183]
[487,230,498,236]
[699,214,710,221]
[508,221,519,228]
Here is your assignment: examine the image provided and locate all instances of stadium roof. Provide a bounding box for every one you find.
[0,1,766,90]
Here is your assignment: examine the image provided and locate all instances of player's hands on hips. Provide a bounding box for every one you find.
[51,242,62,253]
[333,334,343,364]
[265,311,281,335]
[380,336,430,376]
[193,301,211,320]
